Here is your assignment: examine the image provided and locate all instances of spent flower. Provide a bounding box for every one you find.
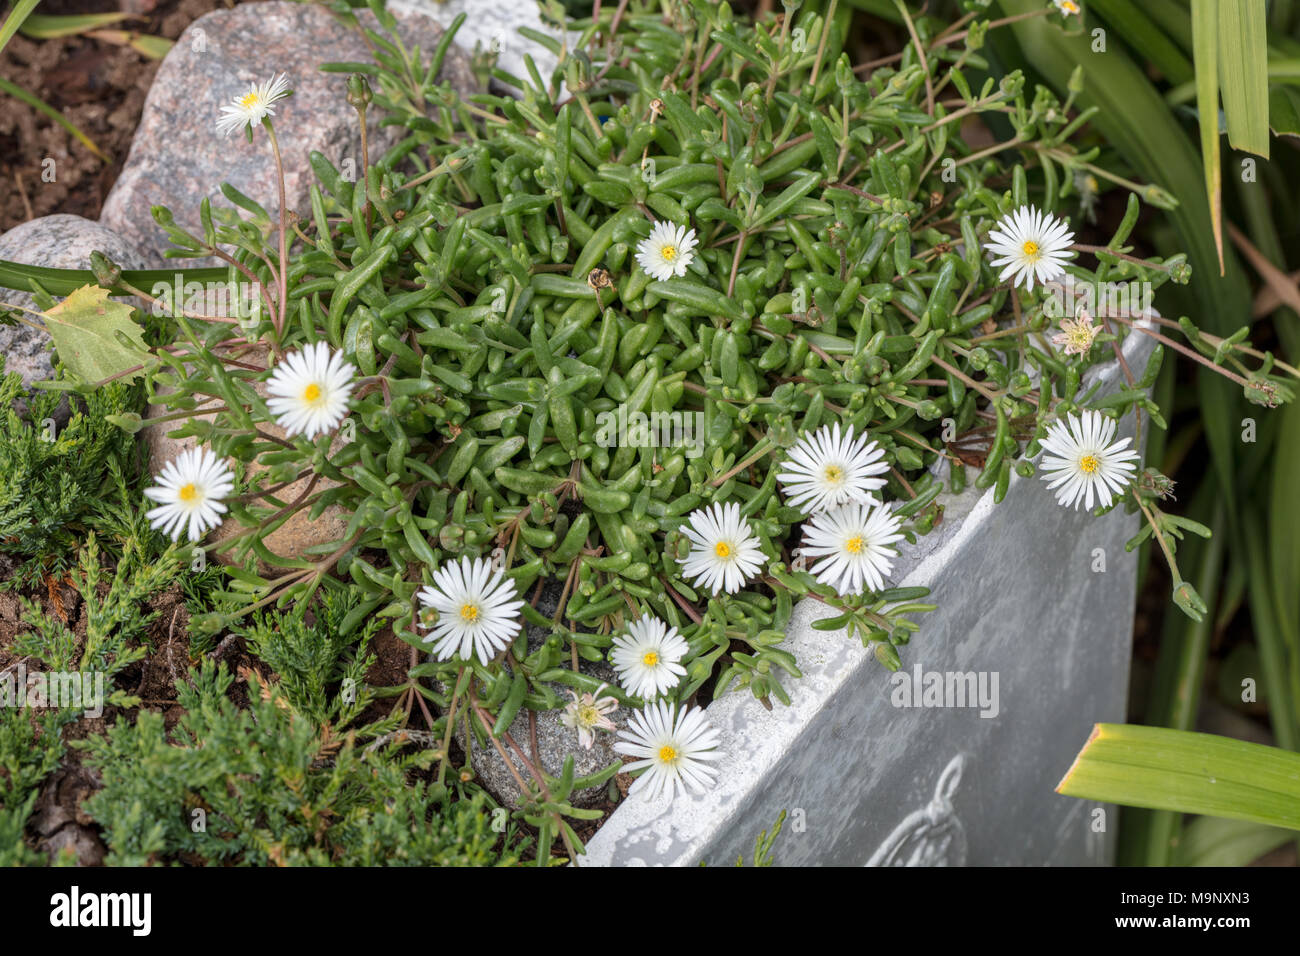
[559,685,620,749]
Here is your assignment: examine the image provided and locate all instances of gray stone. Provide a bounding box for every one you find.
[99,1,478,265]
[453,578,631,808]
[388,0,567,93]
[584,321,1159,867]
[0,214,149,387]
[462,660,631,810]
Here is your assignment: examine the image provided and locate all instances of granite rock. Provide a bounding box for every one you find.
[462,661,630,811]
[450,578,631,809]
[99,0,478,265]
[0,214,149,388]
[388,0,568,92]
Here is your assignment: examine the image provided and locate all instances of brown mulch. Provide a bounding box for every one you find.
[0,0,236,230]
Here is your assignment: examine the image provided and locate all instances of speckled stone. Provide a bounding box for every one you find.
[387,0,567,92]
[99,1,478,265]
[462,661,630,811]
[449,578,631,809]
[0,214,149,387]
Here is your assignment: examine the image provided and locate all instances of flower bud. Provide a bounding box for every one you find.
[1172,580,1207,622]
[346,74,373,109]
[90,251,121,290]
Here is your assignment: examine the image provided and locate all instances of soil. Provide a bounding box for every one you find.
[0,0,235,230]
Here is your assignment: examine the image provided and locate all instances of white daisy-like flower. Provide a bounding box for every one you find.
[610,617,689,699]
[614,701,722,802]
[679,502,765,595]
[1039,409,1141,510]
[635,220,698,281]
[985,205,1076,291]
[776,423,889,514]
[1052,308,1103,356]
[799,500,905,596]
[265,341,356,440]
[216,73,292,137]
[1052,0,1082,17]
[144,447,236,542]
[559,684,619,750]
[418,557,525,665]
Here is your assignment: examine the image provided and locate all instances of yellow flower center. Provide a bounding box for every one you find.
[178,483,199,503]
[459,603,480,622]
[302,382,322,404]
[658,744,679,764]
[1079,454,1100,475]
[1063,1,1079,13]
[823,464,844,485]
[1022,240,1040,260]
[714,541,731,559]
[660,244,678,262]
[642,650,660,668]
[845,535,864,555]
[577,704,600,727]
[240,92,261,109]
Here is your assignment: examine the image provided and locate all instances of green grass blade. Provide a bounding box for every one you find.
[1191,0,1224,273]
[1267,403,1300,715]
[1170,816,1294,865]
[1088,0,1193,85]
[18,12,133,38]
[1059,724,1300,831]
[1144,0,1195,53]
[1218,0,1271,157]
[0,260,232,298]
[0,0,39,53]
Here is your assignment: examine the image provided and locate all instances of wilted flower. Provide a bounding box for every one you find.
[559,685,619,749]
[1052,309,1102,356]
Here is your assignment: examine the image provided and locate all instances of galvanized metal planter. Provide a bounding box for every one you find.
[584,323,1157,866]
